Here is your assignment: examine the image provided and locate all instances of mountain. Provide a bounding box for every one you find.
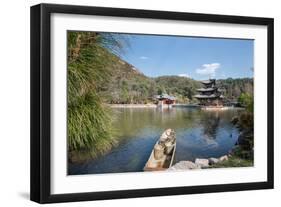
[99,54,253,104]
[99,57,155,104]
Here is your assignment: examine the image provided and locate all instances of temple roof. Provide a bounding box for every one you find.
[155,94,176,100]
[194,94,220,99]
[196,87,217,92]
[201,79,215,85]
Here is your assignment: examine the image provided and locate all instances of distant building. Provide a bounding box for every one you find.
[155,94,176,107]
[194,79,224,107]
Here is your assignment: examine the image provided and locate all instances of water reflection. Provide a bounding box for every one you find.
[201,111,220,139]
[69,107,241,175]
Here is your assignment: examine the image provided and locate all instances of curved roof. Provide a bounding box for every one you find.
[196,87,217,92]
[201,79,215,84]
[155,94,176,100]
[194,94,220,99]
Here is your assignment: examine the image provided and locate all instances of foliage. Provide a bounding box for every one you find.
[98,57,155,104]
[67,32,126,159]
[154,76,202,103]
[238,92,254,112]
[217,78,253,101]
[234,112,254,160]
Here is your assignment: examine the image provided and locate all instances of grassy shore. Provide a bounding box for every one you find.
[210,156,253,168]
[109,104,157,108]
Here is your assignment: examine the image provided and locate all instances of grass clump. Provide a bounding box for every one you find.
[67,31,126,162]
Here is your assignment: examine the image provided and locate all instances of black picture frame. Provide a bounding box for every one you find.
[30,3,274,204]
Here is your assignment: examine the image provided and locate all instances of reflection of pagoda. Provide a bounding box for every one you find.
[194,79,224,107]
[202,112,220,139]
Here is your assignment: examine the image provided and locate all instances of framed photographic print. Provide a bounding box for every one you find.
[30,3,274,203]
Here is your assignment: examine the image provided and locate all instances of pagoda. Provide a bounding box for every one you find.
[194,79,224,107]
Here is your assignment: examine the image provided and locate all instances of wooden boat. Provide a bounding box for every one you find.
[144,129,176,171]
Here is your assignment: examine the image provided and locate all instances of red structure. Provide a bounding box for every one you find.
[155,94,176,106]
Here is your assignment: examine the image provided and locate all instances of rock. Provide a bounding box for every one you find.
[195,158,209,168]
[167,161,201,171]
[208,157,219,165]
[219,155,228,162]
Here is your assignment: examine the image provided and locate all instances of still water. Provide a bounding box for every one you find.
[69,107,241,175]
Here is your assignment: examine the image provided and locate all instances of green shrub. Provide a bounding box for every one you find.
[238,92,253,112]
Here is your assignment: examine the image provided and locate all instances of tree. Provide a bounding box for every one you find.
[238,93,253,112]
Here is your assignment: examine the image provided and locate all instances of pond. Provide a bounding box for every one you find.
[68,107,242,175]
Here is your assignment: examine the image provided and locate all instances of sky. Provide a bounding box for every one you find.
[116,33,253,80]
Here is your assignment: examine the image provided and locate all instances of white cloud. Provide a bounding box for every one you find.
[196,63,221,77]
[178,73,190,78]
[139,56,149,60]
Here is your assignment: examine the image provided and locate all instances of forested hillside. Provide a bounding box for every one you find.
[217,78,253,101]
[98,58,155,104]
[154,76,202,103]
[98,54,254,104]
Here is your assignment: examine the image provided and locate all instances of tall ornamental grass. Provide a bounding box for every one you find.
[67,32,126,161]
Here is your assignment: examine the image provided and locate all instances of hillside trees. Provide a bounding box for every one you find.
[217,78,253,101]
